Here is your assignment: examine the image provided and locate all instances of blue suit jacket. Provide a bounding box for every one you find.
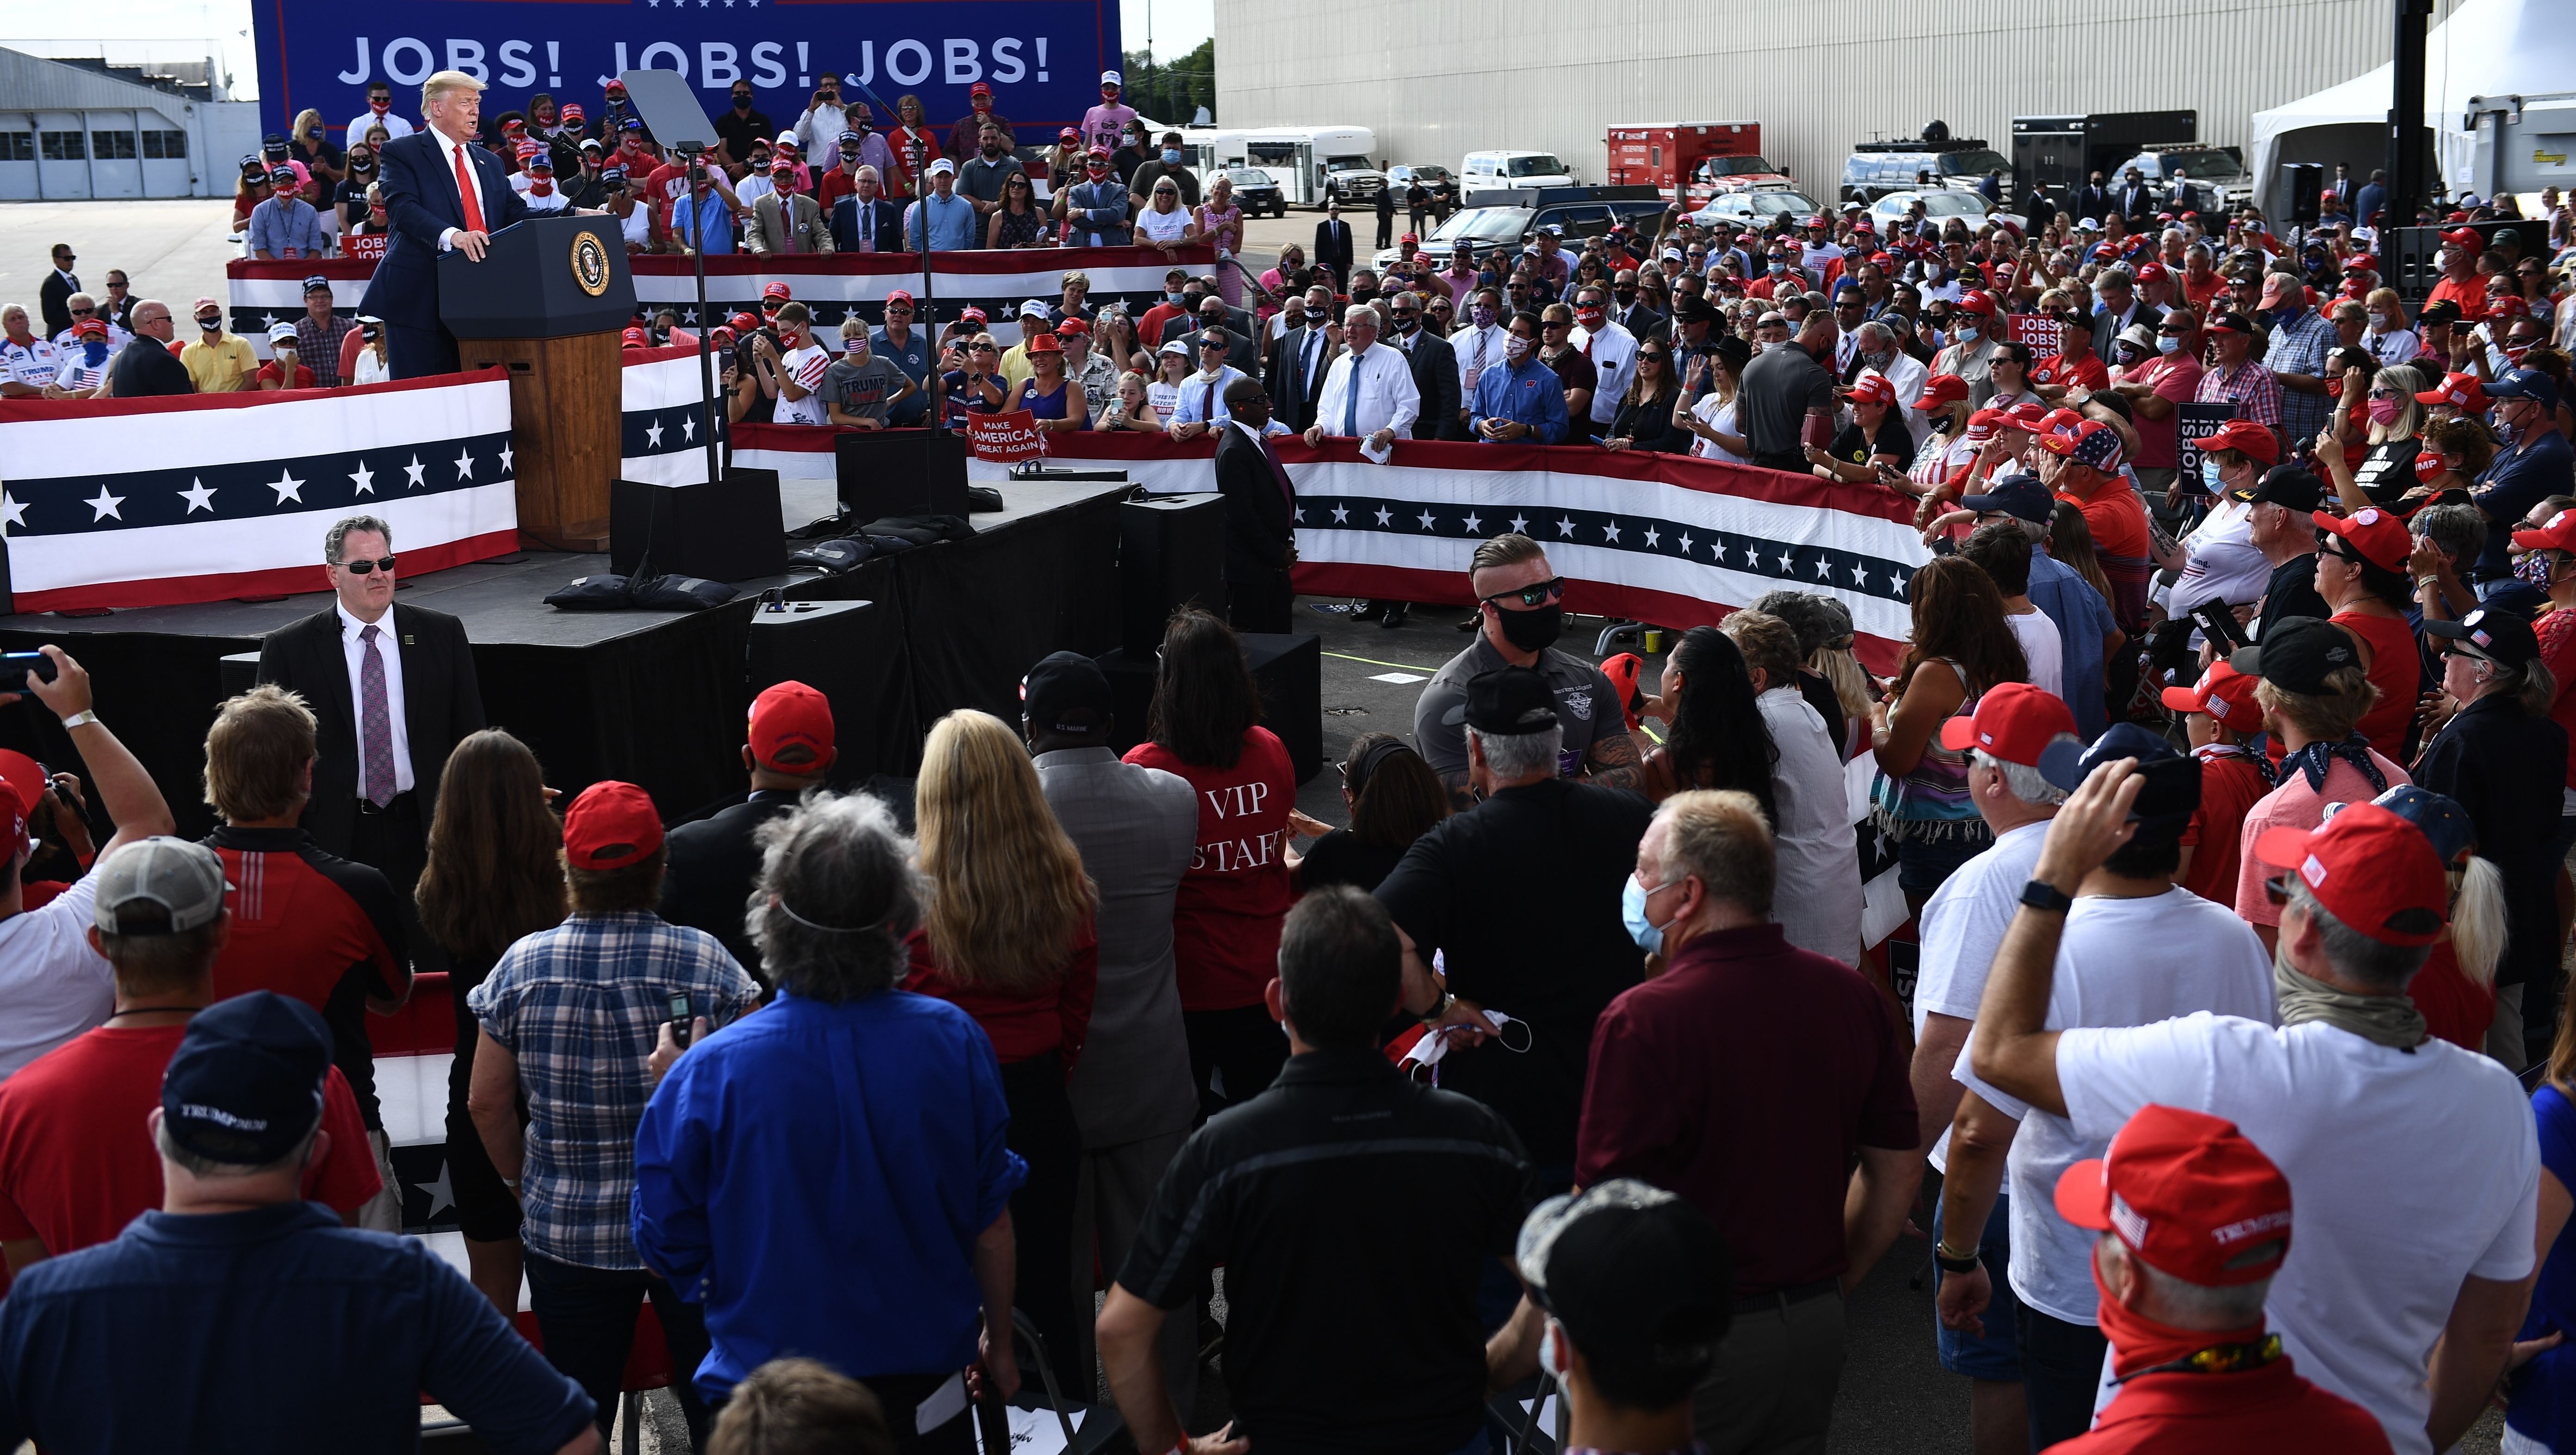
[359,130,529,331]
[830,196,904,254]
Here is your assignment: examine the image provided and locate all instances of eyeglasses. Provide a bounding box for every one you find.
[884,303,913,314]
[968,343,997,353]
[1479,576,1565,608]
[68,307,93,317]
[338,556,397,575]
[1541,320,1571,331]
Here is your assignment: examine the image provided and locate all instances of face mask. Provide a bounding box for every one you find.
[2519,550,2557,592]
[2200,457,2224,493]
[733,96,753,111]
[1622,873,1675,954]
[1952,322,1982,344]
[1495,598,1562,651]
[80,341,108,366]
[2367,310,2390,328]
[2115,344,2143,365]
[1615,287,1636,304]
[1767,260,1786,275]
[2366,396,2400,426]
[530,179,554,196]
[2155,334,2181,355]
[1504,334,1532,364]
[370,98,390,114]
[1393,315,1418,334]
[1352,287,1378,304]
[1865,348,1895,370]
[1472,305,1498,329]
[1538,1320,1569,1382]
[197,316,222,333]
[1165,290,1183,303]
[1161,149,1182,166]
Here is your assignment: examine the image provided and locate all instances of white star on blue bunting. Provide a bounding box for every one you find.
[267,467,304,505]
[404,455,427,489]
[178,478,217,514]
[452,448,476,482]
[85,485,124,521]
[349,461,375,496]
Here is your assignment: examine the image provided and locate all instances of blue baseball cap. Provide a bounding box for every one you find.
[161,991,335,1166]
[2488,365,2560,413]
[1958,473,2052,526]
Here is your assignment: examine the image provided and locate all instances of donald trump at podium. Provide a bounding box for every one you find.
[362,71,529,378]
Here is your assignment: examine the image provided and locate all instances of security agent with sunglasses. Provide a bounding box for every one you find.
[256,514,485,926]
[1413,534,1643,813]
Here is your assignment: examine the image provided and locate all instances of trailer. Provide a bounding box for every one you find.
[1604,121,1790,205]
[2011,111,2198,199]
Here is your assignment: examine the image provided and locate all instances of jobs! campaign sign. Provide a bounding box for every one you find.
[259,0,1120,144]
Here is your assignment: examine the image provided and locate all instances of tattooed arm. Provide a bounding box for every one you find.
[1585,729,1645,792]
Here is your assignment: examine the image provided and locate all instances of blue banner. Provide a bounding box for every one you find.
[257,0,1121,144]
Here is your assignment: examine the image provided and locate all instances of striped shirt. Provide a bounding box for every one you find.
[468,911,761,1269]
[2195,357,2283,429]
[2262,307,2341,441]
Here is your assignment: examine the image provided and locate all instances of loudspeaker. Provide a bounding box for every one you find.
[1121,494,1227,655]
[2285,163,2323,225]
[2390,219,2550,305]
[836,428,969,520]
[746,597,905,786]
[611,469,788,582]
[1096,631,1324,783]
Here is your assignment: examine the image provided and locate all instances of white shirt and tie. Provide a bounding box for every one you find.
[1314,342,1420,440]
[337,602,414,798]
[348,111,418,145]
[1573,318,1638,426]
[430,128,490,254]
[1449,322,1505,400]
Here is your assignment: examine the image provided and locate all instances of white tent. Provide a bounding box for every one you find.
[2248,0,2574,219]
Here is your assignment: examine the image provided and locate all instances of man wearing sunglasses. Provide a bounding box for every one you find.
[255,514,486,962]
[1412,534,1643,813]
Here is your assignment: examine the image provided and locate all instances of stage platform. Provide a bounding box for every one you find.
[0,477,1130,839]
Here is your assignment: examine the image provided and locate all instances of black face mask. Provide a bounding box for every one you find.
[1392,315,1419,334]
[1614,287,1636,304]
[1351,286,1378,304]
[1494,601,1564,652]
[733,96,753,111]
[196,316,222,333]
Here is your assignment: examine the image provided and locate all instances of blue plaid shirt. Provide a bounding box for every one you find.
[469,911,761,1269]
[2263,306,2341,442]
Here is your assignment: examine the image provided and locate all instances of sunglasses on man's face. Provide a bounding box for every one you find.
[969,343,998,353]
[1480,576,1565,609]
[340,556,397,575]
[68,307,93,317]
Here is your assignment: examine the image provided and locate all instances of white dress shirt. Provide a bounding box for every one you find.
[1170,365,1248,428]
[1314,342,1420,439]
[1449,322,1506,400]
[347,111,417,145]
[1573,318,1638,425]
[429,128,485,253]
[337,601,415,797]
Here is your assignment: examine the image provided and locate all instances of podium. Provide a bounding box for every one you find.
[440,215,636,552]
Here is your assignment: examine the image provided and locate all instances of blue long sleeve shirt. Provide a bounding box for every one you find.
[1471,356,1571,444]
[632,988,1027,1400]
[248,197,329,259]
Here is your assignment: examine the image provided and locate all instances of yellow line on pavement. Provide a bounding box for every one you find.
[1323,650,1447,674]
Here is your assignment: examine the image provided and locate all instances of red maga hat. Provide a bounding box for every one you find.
[2054,1104,2293,1287]
[1938,681,2078,765]
[562,781,664,871]
[2314,505,2410,573]
[2160,660,2266,736]
[2253,801,2449,947]
[749,681,834,771]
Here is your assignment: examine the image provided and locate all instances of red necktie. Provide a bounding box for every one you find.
[453,144,487,232]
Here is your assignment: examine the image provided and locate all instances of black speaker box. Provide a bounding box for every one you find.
[836,428,969,520]
[1120,494,1227,655]
[610,469,788,582]
[2285,163,2322,224]
[1096,632,1324,783]
[746,598,911,786]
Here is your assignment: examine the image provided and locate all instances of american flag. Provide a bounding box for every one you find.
[0,371,518,613]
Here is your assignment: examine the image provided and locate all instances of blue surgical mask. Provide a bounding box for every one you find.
[1165,290,1183,303]
[2200,457,2223,492]
[1953,322,1982,344]
[2155,334,2181,355]
[1622,873,1672,956]
[1767,260,1786,275]
[1161,148,1182,166]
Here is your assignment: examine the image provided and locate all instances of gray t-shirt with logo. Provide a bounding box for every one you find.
[1414,633,1626,783]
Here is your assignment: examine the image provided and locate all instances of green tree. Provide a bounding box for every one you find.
[1121,38,1215,127]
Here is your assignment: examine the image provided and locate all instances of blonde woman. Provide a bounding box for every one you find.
[901,709,1097,1395]
[2316,362,2427,509]
[2362,287,2423,366]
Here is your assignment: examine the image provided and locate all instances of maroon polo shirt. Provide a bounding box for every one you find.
[1574,923,1916,1297]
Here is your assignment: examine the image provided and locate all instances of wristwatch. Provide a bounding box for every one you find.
[1934,1242,1982,1275]
[2019,879,2074,915]
[1419,990,1455,1025]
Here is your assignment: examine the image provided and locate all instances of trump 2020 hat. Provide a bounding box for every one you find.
[1938,681,2078,766]
[2054,1104,2292,1288]
[94,837,229,934]
[2201,419,2281,467]
[2253,800,2448,946]
[1463,667,1560,736]
[2312,505,2411,574]
[161,991,336,1166]
[1021,651,1115,737]
[2041,419,2125,473]
[749,681,834,771]
[562,781,663,870]
[1517,1181,1733,1386]
[2161,660,2266,736]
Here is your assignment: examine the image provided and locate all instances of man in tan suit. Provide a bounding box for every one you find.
[745,162,835,256]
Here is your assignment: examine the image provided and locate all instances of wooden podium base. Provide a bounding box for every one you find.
[460,332,619,552]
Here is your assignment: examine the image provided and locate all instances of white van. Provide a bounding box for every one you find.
[1459,150,1579,193]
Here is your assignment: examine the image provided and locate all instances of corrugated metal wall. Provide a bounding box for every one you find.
[1212,0,2465,207]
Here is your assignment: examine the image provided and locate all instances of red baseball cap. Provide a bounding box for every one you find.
[74,319,106,340]
[2513,507,2576,556]
[561,103,585,123]
[2054,1104,2293,1287]
[1914,373,1969,410]
[762,280,793,302]
[2200,418,2280,464]
[620,326,648,348]
[2253,801,2449,946]
[0,779,24,861]
[562,781,663,871]
[2041,418,2125,473]
[1938,681,2079,764]
[770,158,794,175]
[2314,505,2409,573]
[1848,371,1897,408]
[1054,317,1090,337]
[885,289,914,307]
[959,305,988,323]
[2439,226,2482,247]
[2133,261,2168,283]
[727,311,760,332]
[2416,371,2488,413]
[749,680,835,771]
[1964,407,2004,444]
[1058,126,1078,142]
[0,749,44,813]
[2160,660,2265,735]
[1955,290,1996,317]
[970,81,992,98]
[2031,405,2079,438]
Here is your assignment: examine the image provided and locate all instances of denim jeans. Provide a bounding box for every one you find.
[523,1251,713,1445]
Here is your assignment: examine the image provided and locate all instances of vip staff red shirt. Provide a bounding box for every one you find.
[1123,728,1295,1012]
[0,1025,379,1263]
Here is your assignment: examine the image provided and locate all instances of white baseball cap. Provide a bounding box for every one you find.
[1101,69,1123,86]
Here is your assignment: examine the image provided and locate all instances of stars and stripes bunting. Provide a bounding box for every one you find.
[0,370,519,613]
[621,344,729,485]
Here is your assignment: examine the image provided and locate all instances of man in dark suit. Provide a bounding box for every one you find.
[660,681,835,983]
[2075,172,2113,225]
[2088,266,2162,361]
[1265,297,1330,433]
[105,298,194,397]
[38,244,79,341]
[1391,290,1463,440]
[829,169,904,253]
[1214,379,1297,634]
[1314,204,1355,290]
[361,73,530,378]
[255,514,485,965]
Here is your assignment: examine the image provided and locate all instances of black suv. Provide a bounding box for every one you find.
[1839,142,2012,205]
